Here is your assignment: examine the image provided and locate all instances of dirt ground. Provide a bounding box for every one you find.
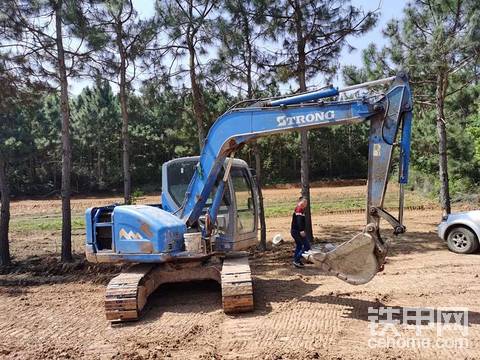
[1,188,480,359]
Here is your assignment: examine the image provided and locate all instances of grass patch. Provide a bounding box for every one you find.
[263,190,434,218]
[10,216,85,232]
[264,199,364,218]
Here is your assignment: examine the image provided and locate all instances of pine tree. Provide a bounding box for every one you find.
[156,0,218,151]
[71,79,121,190]
[84,0,157,204]
[0,55,44,265]
[345,0,480,214]
[0,75,19,266]
[267,0,378,239]
[1,0,92,262]
[211,0,269,250]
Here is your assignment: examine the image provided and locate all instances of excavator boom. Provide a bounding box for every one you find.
[176,73,412,284]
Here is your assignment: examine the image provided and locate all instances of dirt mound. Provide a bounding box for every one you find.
[0,254,124,286]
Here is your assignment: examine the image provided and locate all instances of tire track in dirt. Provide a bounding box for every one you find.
[217,275,350,359]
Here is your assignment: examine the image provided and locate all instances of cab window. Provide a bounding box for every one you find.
[167,160,196,206]
[231,167,255,234]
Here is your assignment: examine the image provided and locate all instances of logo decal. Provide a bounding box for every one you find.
[119,228,144,240]
[276,111,335,127]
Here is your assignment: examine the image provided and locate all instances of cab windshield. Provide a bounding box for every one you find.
[166,160,231,207]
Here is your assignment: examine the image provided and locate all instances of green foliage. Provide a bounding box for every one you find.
[131,189,145,204]
[2,0,480,203]
[4,79,377,195]
[0,77,45,193]
[71,80,121,190]
[268,0,378,83]
[210,0,270,97]
[342,0,480,200]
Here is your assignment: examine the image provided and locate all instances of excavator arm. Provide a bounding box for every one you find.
[180,72,413,284]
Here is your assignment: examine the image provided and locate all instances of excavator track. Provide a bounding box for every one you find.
[105,264,153,322]
[221,256,254,313]
[104,255,254,322]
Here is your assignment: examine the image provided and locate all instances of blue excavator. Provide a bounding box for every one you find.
[85,73,413,322]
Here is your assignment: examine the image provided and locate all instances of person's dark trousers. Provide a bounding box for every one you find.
[292,231,311,263]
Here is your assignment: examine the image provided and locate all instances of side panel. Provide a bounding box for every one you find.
[85,208,94,245]
[85,204,187,262]
[113,205,185,254]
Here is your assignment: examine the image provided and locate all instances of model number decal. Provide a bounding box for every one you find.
[276,111,335,127]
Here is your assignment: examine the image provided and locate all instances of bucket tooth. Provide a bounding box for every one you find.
[303,232,386,285]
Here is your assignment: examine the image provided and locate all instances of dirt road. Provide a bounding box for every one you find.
[1,195,480,359]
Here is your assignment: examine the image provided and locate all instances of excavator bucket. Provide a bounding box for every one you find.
[303,232,386,285]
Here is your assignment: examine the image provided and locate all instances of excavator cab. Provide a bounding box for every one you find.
[161,156,259,251]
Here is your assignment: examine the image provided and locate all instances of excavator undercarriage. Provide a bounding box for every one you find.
[105,254,253,322]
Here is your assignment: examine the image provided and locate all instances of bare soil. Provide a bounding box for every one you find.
[1,188,480,359]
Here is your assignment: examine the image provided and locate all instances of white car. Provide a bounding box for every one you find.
[438,211,480,254]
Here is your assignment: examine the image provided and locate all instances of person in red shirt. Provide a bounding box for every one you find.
[291,197,311,268]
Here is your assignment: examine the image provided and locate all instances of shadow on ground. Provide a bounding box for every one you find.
[301,293,480,326]
[237,276,480,328]
[117,281,224,326]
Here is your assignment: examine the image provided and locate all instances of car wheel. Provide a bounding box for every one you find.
[446,226,479,254]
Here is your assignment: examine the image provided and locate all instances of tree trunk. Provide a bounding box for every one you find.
[0,157,10,266]
[116,22,131,204]
[241,13,266,250]
[188,42,206,150]
[119,85,131,204]
[299,130,313,237]
[436,72,451,215]
[253,142,267,251]
[55,2,72,262]
[294,0,313,240]
[97,145,105,191]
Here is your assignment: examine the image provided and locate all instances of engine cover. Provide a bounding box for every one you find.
[113,205,186,255]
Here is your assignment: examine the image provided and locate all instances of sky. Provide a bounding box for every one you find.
[71,0,407,95]
[338,0,403,72]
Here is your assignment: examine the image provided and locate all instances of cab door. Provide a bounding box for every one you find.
[230,166,258,249]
